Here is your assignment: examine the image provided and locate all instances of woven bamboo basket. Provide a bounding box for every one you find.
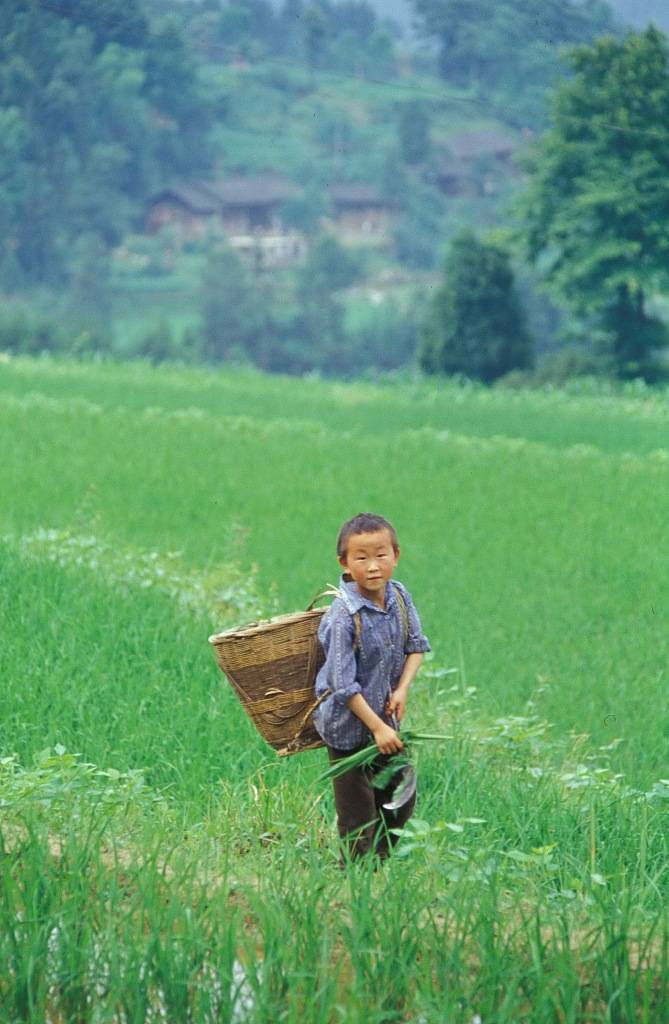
[208,601,332,757]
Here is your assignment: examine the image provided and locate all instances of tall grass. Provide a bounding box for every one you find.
[2,356,669,1019]
[1,372,668,786]
[1,722,668,1021]
[3,357,669,453]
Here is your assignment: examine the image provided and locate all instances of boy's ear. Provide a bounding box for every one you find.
[338,554,348,569]
[394,546,401,561]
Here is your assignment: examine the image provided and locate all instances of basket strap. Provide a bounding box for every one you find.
[352,586,406,654]
[352,611,362,654]
[277,688,331,757]
[392,582,409,650]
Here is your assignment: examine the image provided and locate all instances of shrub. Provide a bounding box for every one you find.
[0,310,65,356]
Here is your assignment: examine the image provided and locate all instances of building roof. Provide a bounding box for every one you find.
[149,176,398,219]
[446,130,518,161]
[198,175,300,208]
[434,156,470,179]
[328,184,390,208]
[150,182,219,215]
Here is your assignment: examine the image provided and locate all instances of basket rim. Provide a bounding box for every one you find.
[208,606,327,645]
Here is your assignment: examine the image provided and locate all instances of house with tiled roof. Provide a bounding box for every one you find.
[326,184,396,238]
[144,176,398,255]
[145,176,300,238]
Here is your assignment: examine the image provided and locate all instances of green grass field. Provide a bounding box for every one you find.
[2,355,669,1022]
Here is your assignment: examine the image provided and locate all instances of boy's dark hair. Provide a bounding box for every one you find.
[337,513,399,560]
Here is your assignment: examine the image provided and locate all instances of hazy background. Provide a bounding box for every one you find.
[2,0,669,382]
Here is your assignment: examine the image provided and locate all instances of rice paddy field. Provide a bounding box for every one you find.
[2,354,669,1022]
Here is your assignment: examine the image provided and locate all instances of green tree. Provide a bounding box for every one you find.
[420,230,533,383]
[219,4,253,44]
[394,183,444,269]
[517,27,669,380]
[45,0,150,52]
[143,17,212,175]
[134,321,182,364]
[277,0,305,57]
[398,99,431,165]
[331,2,376,39]
[304,2,328,68]
[299,234,361,293]
[410,0,614,122]
[280,184,329,236]
[0,2,212,285]
[285,234,361,372]
[200,245,271,365]
[218,0,276,54]
[67,232,114,326]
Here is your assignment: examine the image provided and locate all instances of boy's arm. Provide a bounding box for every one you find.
[346,693,404,754]
[387,652,423,722]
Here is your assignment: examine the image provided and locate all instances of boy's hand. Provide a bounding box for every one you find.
[386,684,409,722]
[373,722,404,755]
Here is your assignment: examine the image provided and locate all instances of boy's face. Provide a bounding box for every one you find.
[339,528,400,604]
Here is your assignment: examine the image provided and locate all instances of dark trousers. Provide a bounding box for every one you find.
[327,745,416,860]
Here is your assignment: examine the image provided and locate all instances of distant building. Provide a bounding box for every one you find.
[144,176,307,267]
[326,184,396,237]
[145,176,299,238]
[145,183,219,239]
[199,175,300,234]
[434,129,521,197]
[433,158,476,197]
[227,232,306,270]
[446,129,518,164]
[144,176,397,259]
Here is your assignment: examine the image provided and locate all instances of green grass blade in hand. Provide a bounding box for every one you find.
[317,744,379,783]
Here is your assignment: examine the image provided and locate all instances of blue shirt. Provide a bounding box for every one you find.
[312,575,431,750]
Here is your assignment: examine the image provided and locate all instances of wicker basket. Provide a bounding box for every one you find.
[208,603,331,757]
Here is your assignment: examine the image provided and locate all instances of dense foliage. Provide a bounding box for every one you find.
[410,0,617,125]
[177,0,396,75]
[3,0,669,382]
[196,234,421,375]
[0,0,211,287]
[518,27,669,380]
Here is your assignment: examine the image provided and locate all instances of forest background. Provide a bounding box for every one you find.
[3,0,669,382]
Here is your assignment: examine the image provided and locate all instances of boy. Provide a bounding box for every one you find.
[313,512,430,860]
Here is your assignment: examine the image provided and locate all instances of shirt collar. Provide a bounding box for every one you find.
[338,574,396,614]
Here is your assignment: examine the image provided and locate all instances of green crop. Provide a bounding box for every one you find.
[1,355,669,1021]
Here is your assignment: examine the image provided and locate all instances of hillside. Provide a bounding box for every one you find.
[4,0,669,383]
